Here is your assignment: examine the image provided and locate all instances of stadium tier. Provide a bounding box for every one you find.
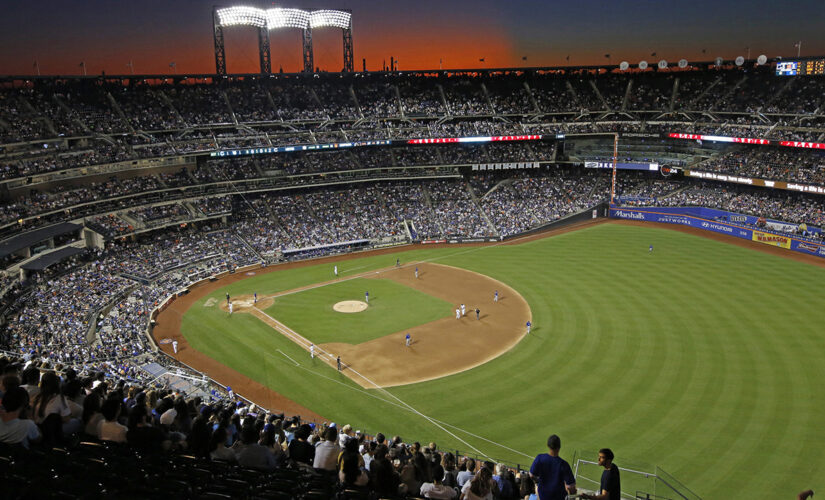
[1,65,824,499]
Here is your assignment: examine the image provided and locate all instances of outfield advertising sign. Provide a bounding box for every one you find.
[609,207,825,259]
[751,230,792,249]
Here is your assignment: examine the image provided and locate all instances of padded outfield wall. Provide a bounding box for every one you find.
[609,206,825,259]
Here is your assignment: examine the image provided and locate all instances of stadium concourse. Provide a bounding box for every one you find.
[0,64,824,498]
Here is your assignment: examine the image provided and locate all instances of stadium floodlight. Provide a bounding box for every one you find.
[267,8,310,29]
[213,5,355,74]
[309,9,351,29]
[216,6,268,28]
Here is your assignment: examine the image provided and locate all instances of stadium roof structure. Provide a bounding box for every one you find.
[212,5,354,75]
[6,55,820,82]
[21,246,86,271]
[0,222,82,259]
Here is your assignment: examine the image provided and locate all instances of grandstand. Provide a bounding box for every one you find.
[1,54,825,499]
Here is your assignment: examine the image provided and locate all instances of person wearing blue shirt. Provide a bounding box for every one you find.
[530,434,576,500]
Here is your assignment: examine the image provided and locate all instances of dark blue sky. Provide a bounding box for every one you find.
[0,0,822,75]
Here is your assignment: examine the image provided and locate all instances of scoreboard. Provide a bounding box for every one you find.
[776,59,825,76]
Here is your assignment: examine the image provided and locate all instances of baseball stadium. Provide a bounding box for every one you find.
[1,4,824,499]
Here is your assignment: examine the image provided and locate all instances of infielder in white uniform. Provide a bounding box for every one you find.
[228,302,233,314]
[461,304,466,317]
[172,340,178,354]
[455,307,461,319]
[334,265,338,277]
[310,344,315,359]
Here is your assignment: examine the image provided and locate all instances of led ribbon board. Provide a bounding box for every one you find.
[407,135,542,145]
[668,133,825,150]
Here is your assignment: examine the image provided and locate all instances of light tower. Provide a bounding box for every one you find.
[212,6,354,75]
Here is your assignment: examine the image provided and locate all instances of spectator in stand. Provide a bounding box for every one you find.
[235,422,277,471]
[370,444,401,498]
[288,423,316,466]
[314,425,341,471]
[420,464,458,499]
[517,470,538,500]
[31,371,81,436]
[82,391,104,437]
[97,395,128,443]
[0,386,41,448]
[460,466,496,500]
[529,434,576,500]
[209,424,237,462]
[457,457,477,487]
[338,437,369,487]
[581,448,620,500]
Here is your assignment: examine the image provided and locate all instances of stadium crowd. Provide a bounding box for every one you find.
[0,66,824,499]
[1,349,552,498]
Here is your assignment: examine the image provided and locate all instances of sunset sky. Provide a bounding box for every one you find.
[1,0,823,76]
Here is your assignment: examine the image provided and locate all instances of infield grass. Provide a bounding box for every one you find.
[264,277,453,344]
[180,223,825,498]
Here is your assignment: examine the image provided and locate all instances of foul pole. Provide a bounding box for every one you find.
[610,133,618,204]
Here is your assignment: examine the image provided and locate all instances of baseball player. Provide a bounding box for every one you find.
[226,292,230,305]
[405,333,411,347]
[172,340,178,354]
[475,308,480,320]
[337,356,342,372]
[310,344,315,359]
[396,258,400,267]
[461,304,466,317]
[494,290,498,302]
[526,320,531,334]
[228,302,233,315]
[365,291,369,303]
[334,265,339,277]
[649,244,654,253]
[455,307,461,320]
[226,385,234,400]
[254,292,257,304]
[415,267,419,279]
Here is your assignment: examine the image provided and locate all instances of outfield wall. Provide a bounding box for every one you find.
[609,206,825,259]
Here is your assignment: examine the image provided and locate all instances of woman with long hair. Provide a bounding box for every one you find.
[338,436,369,487]
[31,371,81,436]
[461,467,494,500]
[81,391,103,437]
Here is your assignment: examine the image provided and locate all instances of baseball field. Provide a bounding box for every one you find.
[156,220,825,498]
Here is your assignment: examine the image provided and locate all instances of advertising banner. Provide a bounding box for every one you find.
[609,207,825,259]
[751,230,792,249]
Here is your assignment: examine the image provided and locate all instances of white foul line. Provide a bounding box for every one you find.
[276,349,300,366]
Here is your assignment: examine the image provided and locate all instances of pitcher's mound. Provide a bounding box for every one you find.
[334,300,368,313]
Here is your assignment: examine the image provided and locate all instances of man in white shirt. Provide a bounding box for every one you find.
[420,465,457,499]
[0,387,41,448]
[313,426,341,471]
[97,397,127,443]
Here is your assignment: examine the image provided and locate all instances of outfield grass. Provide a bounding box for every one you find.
[264,277,453,344]
[180,223,825,498]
